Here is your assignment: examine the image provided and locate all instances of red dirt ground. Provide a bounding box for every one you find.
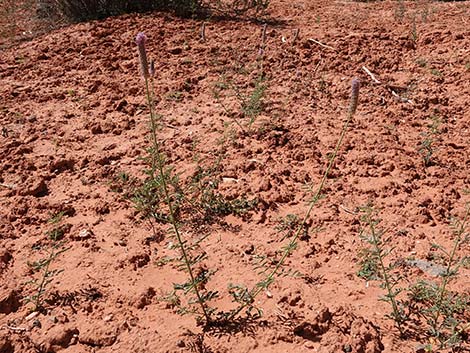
[1,1,470,352]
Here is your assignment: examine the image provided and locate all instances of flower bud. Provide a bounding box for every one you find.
[349,78,360,115]
[136,32,149,78]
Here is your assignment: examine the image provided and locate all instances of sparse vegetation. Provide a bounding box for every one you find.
[407,205,470,350]
[135,32,216,324]
[357,204,470,348]
[36,0,204,21]
[419,114,441,167]
[2,0,470,351]
[357,205,408,335]
[213,51,268,132]
[225,78,361,320]
[24,243,70,312]
[35,0,270,22]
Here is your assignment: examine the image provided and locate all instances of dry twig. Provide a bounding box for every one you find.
[307,38,336,50]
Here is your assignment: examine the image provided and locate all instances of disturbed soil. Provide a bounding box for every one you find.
[1,0,470,352]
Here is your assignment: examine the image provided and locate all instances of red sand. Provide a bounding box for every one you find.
[1,1,470,352]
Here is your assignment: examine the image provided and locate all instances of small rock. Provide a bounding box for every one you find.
[222,177,238,184]
[131,287,156,309]
[406,259,446,277]
[289,294,302,307]
[293,306,332,340]
[257,178,271,192]
[25,311,39,321]
[128,252,150,270]
[49,158,75,173]
[90,123,103,134]
[414,344,427,353]
[115,99,128,111]
[253,211,267,224]
[77,229,93,240]
[70,334,79,345]
[243,244,254,255]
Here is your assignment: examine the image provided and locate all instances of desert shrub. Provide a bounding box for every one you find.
[36,0,270,23]
[36,0,203,22]
[207,0,269,17]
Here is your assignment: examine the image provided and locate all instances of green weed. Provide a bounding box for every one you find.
[24,243,70,312]
[410,16,418,43]
[394,0,406,22]
[226,78,361,320]
[418,114,441,167]
[357,205,408,335]
[431,68,442,77]
[213,74,268,132]
[407,205,470,350]
[357,203,470,347]
[136,33,218,324]
[416,58,427,68]
[166,90,184,102]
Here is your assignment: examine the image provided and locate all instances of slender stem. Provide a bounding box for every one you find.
[229,108,356,320]
[431,206,469,335]
[368,216,404,334]
[214,92,246,133]
[34,253,53,311]
[145,78,158,178]
[143,77,211,323]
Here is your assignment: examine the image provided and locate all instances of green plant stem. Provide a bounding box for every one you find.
[229,107,356,320]
[213,92,246,133]
[33,252,53,311]
[431,206,469,336]
[31,245,69,311]
[144,77,211,324]
[145,78,158,177]
[367,215,404,335]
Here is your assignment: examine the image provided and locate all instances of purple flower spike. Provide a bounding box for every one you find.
[349,78,360,116]
[136,32,150,78]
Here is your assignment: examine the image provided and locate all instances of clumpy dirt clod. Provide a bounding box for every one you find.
[1,0,470,352]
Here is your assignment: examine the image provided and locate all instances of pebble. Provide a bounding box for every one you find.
[25,311,39,321]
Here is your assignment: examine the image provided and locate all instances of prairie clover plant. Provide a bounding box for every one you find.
[227,78,362,320]
[357,205,408,336]
[135,32,214,324]
[358,203,470,346]
[24,242,70,312]
[407,204,470,350]
[213,24,268,133]
[418,114,441,167]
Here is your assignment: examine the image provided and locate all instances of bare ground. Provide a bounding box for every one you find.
[1,1,470,352]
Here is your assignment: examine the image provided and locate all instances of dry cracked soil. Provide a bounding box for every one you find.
[1,0,470,352]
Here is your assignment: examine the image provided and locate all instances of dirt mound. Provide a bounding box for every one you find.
[1,0,470,352]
